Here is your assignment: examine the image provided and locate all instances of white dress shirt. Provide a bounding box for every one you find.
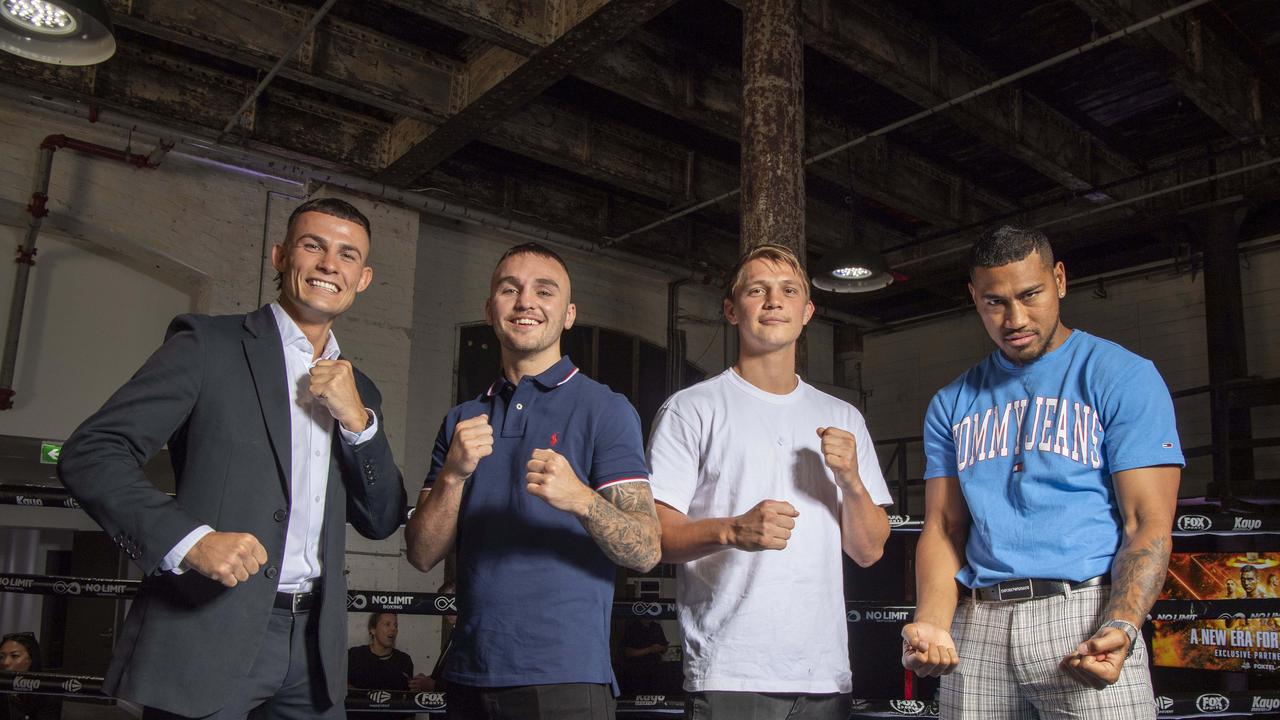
[161,303,377,591]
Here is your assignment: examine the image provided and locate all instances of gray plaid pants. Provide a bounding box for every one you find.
[940,585,1155,719]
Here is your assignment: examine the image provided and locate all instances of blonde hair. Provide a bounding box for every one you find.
[724,244,809,301]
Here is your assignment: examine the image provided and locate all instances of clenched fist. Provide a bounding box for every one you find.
[183,531,269,588]
[818,426,862,491]
[526,448,595,516]
[901,621,960,677]
[309,359,367,432]
[728,499,799,551]
[442,415,494,484]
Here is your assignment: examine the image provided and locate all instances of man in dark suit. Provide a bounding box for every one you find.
[58,197,407,719]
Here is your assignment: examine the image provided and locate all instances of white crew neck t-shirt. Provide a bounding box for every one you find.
[647,368,892,694]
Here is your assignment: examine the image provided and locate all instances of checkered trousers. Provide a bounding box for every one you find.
[939,585,1155,719]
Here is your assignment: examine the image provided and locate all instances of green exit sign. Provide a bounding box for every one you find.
[40,441,62,464]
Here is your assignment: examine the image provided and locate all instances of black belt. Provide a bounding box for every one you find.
[968,574,1109,602]
[274,590,316,613]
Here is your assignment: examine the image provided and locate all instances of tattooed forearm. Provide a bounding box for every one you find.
[580,482,662,572]
[1104,531,1171,626]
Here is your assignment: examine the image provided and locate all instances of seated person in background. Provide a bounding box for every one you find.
[622,618,668,664]
[348,613,429,719]
[619,618,669,696]
[2,632,62,720]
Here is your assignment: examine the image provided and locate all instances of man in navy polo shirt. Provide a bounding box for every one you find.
[405,242,662,720]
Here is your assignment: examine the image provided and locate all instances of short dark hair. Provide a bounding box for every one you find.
[367,612,394,632]
[287,197,371,241]
[1,631,41,672]
[969,225,1054,276]
[275,197,372,289]
[494,242,569,276]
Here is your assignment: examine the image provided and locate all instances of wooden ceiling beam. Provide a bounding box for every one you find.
[377,0,680,184]
[1071,0,1280,149]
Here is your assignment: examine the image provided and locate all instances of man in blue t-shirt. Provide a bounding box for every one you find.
[404,242,661,720]
[901,226,1183,719]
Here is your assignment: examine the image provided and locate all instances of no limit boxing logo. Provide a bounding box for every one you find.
[52,581,81,595]
[414,692,446,710]
[347,593,368,610]
[0,576,34,590]
[1195,693,1230,713]
[434,595,457,613]
[887,515,912,528]
[632,602,663,617]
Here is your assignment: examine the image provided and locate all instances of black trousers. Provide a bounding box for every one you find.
[141,607,341,720]
[445,682,616,720]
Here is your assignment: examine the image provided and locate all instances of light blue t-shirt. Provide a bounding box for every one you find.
[923,330,1184,588]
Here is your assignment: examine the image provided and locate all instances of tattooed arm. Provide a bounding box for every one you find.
[1063,465,1180,688]
[525,448,661,572]
[582,482,662,572]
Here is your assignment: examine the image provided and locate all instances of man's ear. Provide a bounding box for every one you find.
[563,302,577,330]
[723,298,739,326]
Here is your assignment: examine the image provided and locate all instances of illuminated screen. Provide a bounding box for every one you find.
[1153,552,1280,673]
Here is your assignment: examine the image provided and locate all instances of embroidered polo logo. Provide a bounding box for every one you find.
[550,432,559,447]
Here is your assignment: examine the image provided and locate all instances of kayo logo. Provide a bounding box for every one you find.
[12,677,39,692]
[1254,697,1280,712]
[1176,515,1212,532]
[1235,517,1262,531]
[633,695,666,706]
[889,699,926,715]
[1195,694,1230,713]
[367,691,391,705]
[1155,696,1173,712]
[61,679,82,693]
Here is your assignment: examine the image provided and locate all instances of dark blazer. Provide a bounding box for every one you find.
[58,305,406,717]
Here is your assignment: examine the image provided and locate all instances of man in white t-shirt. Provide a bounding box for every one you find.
[647,243,893,720]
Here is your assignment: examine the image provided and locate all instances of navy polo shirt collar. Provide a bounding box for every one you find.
[484,355,579,397]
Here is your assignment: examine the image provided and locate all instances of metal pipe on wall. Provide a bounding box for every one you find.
[0,134,166,409]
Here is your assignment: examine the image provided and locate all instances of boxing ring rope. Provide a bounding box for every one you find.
[4,483,1280,717]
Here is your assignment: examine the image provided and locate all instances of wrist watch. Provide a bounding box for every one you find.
[1101,619,1139,654]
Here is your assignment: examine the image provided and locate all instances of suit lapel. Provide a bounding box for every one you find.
[243,307,292,494]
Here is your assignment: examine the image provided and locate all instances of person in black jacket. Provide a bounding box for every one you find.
[58,198,407,719]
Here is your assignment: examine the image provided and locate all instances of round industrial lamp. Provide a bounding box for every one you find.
[0,0,115,66]
[812,246,895,293]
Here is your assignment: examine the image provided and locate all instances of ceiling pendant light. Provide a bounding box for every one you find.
[812,245,894,293]
[0,0,115,66]
[812,146,896,293]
